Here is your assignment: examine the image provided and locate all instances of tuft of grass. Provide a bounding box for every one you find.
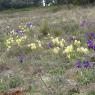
[51,28,63,37]
[76,68,95,85]
[39,19,50,36]
[9,76,23,88]
[0,82,7,92]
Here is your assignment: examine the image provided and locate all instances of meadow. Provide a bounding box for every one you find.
[0,6,95,95]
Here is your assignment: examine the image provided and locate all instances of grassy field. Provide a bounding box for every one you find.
[0,6,95,95]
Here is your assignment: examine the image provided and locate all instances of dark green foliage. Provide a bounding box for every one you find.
[0,0,95,10]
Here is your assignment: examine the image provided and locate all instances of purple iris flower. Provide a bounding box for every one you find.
[75,60,82,68]
[47,42,52,48]
[83,61,91,68]
[18,55,24,63]
[16,29,24,36]
[87,40,93,49]
[26,23,33,28]
[89,32,95,39]
[93,45,95,50]
[85,32,95,40]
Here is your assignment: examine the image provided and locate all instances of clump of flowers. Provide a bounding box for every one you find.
[26,22,33,28]
[36,40,43,48]
[86,32,95,51]
[75,60,92,68]
[86,32,95,40]
[77,47,89,54]
[63,45,73,54]
[28,43,37,50]
[15,35,27,46]
[52,47,60,54]
[63,44,73,59]
[51,37,65,48]
[6,37,14,49]
[74,40,81,46]
[5,23,32,50]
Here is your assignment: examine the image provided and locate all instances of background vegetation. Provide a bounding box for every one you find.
[0,0,95,10]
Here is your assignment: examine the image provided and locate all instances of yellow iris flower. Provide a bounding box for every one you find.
[64,45,73,53]
[52,47,60,54]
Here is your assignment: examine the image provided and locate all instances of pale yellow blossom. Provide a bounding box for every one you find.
[64,45,73,53]
[28,43,37,50]
[52,47,60,54]
[77,47,89,54]
[74,40,81,46]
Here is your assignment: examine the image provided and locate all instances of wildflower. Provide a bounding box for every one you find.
[85,32,95,40]
[67,54,71,59]
[21,35,27,40]
[36,40,42,48]
[61,39,66,43]
[7,45,11,50]
[6,37,14,49]
[77,47,89,54]
[89,32,95,39]
[16,38,22,46]
[47,42,52,48]
[47,33,50,36]
[75,60,82,68]
[28,43,37,50]
[64,45,73,53]
[83,61,91,68]
[52,37,59,45]
[26,22,33,28]
[52,47,60,54]
[87,40,93,49]
[93,45,95,50]
[18,25,22,28]
[16,29,24,36]
[59,41,64,48]
[74,40,81,46]
[38,43,42,48]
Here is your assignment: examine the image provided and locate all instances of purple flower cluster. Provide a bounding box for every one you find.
[86,32,95,50]
[85,32,95,40]
[16,29,24,36]
[47,42,52,48]
[75,60,93,69]
[87,40,94,49]
[26,22,33,28]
